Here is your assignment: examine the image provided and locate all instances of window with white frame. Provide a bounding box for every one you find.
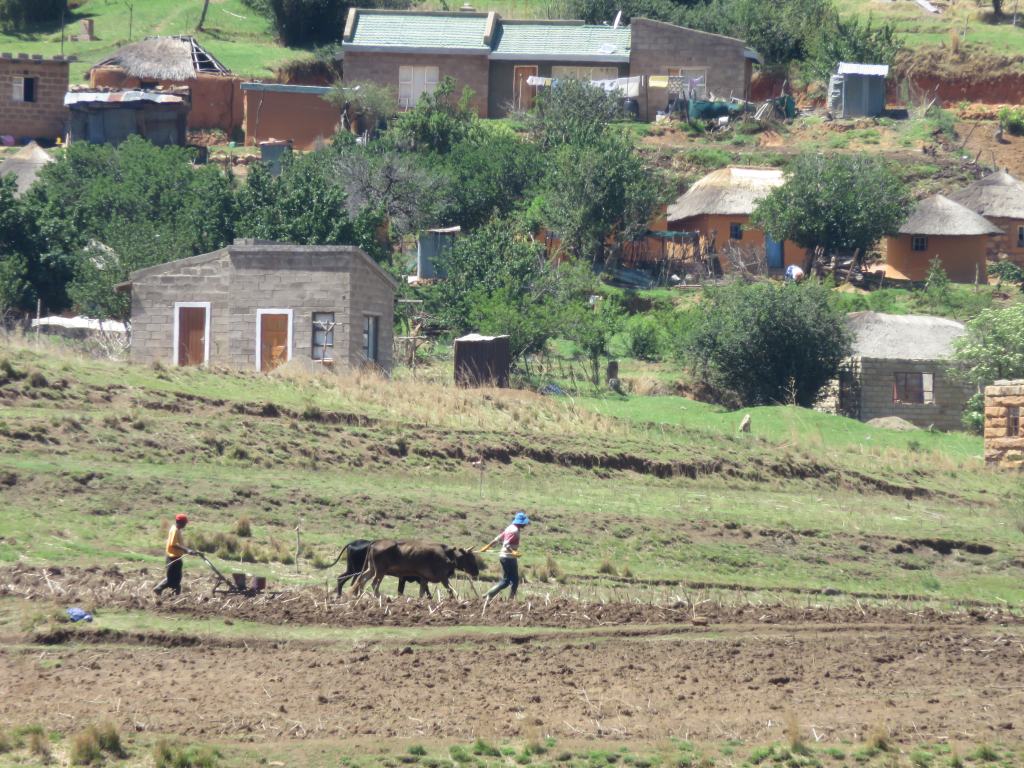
[551,66,618,82]
[312,312,335,362]
[668,67,707,98]
[398,66,439,109]
[11,76,36,103]
[911,235,928,252]
[362,315,379,362]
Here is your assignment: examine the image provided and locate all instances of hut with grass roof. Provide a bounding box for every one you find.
[88,36,243,134]
[882,194,1001,283]
[0,141,54,196]
[948,170,1024,265]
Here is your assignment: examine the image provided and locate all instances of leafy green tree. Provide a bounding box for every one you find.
[259,0,348,46]
[752,154,911,261]
[465,284,556,361]
[528,78,624,150]
[0,0,65,29]
[689,280,852,406]
[562,296,625,385]
[951,304,1024,386]
[807,15,903,81]
[0,175,36,313]
[388,78,479,154]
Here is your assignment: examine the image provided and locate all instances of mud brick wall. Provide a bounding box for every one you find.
[0,55,70,139]
[343,51,489,117]
[984,380,1024,468]
[854,357,974,431]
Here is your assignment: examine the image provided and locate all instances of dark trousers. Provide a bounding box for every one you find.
[155,557,183,595]
[485,557,519,600]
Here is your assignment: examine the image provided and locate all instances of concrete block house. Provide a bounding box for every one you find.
[121,240,396,374]
[1,53,71,141]
[340,9,758,121]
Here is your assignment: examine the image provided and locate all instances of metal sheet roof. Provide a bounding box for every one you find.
[837,62,889,77]
[346,11,491,51]
[64,90,187,106]
[491,21,630,60]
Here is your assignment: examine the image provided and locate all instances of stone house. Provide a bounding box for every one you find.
[0,53,71,141]
[838,312,974,431]
[984,380,1024,468]
[882,195,1001,283]
[666,167,806,272]
[120,240,396,373]
[340,9,758,121]
[948,171,1024,267]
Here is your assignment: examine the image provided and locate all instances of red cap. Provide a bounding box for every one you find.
[175,514,189,524]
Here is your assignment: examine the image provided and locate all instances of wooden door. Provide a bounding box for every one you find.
[177,306,206,366]
[513,66,538,112]
[260,313,289,372]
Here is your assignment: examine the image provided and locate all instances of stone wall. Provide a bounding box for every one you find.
[854,356,973,431]
[343,51,489,116]
[984,379,1024,469]
[0,55,70,139]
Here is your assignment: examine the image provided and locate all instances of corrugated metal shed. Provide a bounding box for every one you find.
[65,90,188,105]
[346,11,491,51]
[837,62,889,77]
[828,62,888,118]
[491,21,630,61]
[454,334,511,388]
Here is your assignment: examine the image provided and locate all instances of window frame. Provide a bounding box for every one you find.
[11,75,36,103]
[892,371,934,406]
[729,222,743,241]
[398,65,439,110]
[172,301,211,368]
[362,315,380,363]
[311,311,336,362]
[1009,406,1022,438]
[255,308,293,373]
[668,67,708,98]
[911,235,928,252]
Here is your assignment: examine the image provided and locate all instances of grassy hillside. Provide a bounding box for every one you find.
[0,0,305,83]
[1,338,1022,606]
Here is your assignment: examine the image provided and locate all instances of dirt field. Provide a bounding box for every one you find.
[2,567,1022,749]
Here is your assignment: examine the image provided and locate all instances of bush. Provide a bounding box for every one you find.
[154,740,220,768]
[999,106,1024,136]
[234,516,252,538]
[0,0,65,28]
[961,391,984,434]
[989,259,1024,287]
[624,314,663,360]
[71,729,103,765]
[262,0,348,47]
[689,280,852,407]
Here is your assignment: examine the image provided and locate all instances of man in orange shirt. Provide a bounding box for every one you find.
[154,514,197,596]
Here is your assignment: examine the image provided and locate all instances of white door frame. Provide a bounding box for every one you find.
[255,308,294,372]
[172,301,211,367]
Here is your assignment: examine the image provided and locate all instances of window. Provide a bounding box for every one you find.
[398,66,438,109]
[312,312,335,362]
[11,76,36,103]
[551,66,618,81]
[362,315,379,363]
[668,67,707,98]
[1009,406,1022,437]
[139,81,159,90]
[893,372,934,405]
[729,222,743,240]
[1018,225,1023,248]
[911,235,928,252]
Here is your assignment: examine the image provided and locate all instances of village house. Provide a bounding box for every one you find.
[984,379,1024,468]
[882,195,1001,283]
[838,311,974,431]
[89,36,244,134]
[948,170,1024,266]
[666,167,806,272]
[340,8,758,121]
[0,53,71,141]
[0,141,54,196]
[120,240,395,374]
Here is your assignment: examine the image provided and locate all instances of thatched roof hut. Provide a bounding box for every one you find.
[91,36,230,81]
[0,142,54,196]
[897,195,1002,237]
[667,167,784,222]
[947,170,1024,221]
[846,311,965,360]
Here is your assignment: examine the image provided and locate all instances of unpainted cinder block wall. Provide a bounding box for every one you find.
[984,380,1024,468]
[854,357,973,431]
[0,55,70,139]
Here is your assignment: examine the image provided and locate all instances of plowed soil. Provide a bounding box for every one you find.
[2,568,1022,746]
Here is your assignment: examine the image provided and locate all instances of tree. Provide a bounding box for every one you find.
[387,77,479,155]
[197,0,211,30]
[0,0,65,29]
[751,154,911,262]
[562,296,625,385]
[689,280,852,407]
[951,304,1024,386]
[528,78,624,150]
[262,0,348,46]
[807,15,903,82]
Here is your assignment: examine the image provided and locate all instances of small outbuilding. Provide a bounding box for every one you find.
[984,379,1024,468]
[122,239,396,373]
[838,311,974,431]
[0,53,71,141]
[65,88,190,146]
[454,334,510,388]
[828,62,888,119]
[883,195,1001,283]
[666,167,806,271]
[0,141,54,196]
[948,170,1024,266]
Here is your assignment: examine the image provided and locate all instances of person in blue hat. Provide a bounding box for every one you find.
[480,511,530,602]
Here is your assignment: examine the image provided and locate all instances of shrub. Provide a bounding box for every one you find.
[234,516,252,538]
[961,391,984,434]
[409,745,428,757]
[970,745,999,762]
[26,727,50,760]
[989,259,1023,287]
[70,729,103,765]
[597,559,618,576]
[999,106,1024,136]
[154,740,220,768]
[94,721,125,757]
[450,746,474,763]
[0,729,11,753]
[472,740,502,757]
[624,314,663,360]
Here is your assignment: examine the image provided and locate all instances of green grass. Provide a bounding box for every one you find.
[0,0,307,82]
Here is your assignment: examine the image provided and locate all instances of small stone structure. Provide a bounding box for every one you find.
[984,380,1024,468]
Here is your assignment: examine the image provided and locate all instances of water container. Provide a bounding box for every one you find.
[623,97,639,120]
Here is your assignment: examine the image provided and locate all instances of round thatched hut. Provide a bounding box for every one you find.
[948,170,1024,266]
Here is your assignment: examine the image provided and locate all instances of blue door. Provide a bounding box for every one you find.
[766,237,784,269]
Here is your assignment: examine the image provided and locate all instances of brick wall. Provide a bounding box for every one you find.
[129,244,395,373]
[0,55,70,139]
[986,216,1024,265]
[984,380,1024,469]
[629,18,751,122]
[854,356,973,431]
[343,51,489,117]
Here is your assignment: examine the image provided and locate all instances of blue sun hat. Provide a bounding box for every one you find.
[512,511,530,526]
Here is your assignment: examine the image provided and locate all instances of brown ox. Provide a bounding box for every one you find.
[349,540,479,598]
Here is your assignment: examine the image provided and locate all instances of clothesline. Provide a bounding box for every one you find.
[524,74,702,97]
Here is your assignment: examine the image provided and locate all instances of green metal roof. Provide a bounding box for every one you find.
[491,22,630,60]
[347,11,490,51]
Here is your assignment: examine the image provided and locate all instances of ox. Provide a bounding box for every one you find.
[349,539,479,598]
[324,539,423,597]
